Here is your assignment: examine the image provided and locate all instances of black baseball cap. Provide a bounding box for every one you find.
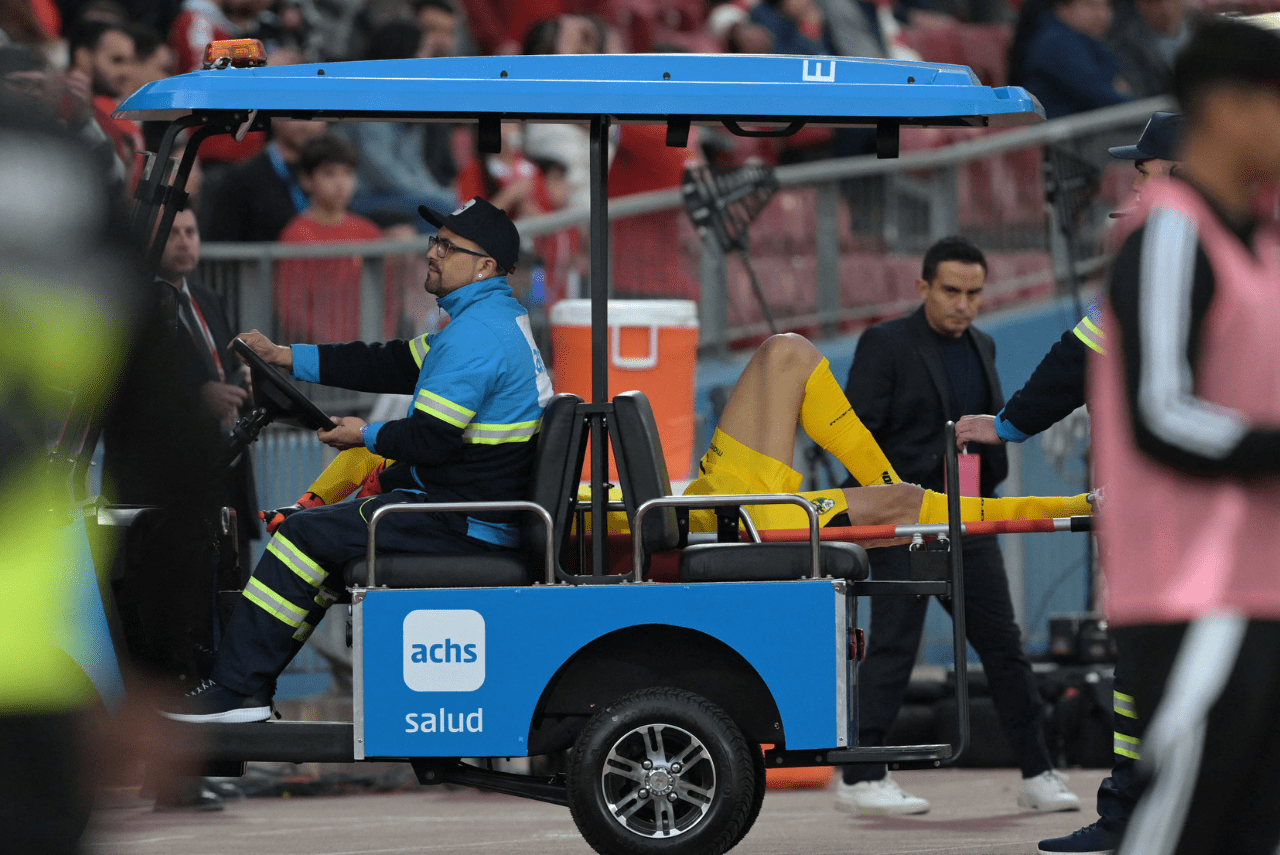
[418,196,520,273]
[1108,112,1183,162]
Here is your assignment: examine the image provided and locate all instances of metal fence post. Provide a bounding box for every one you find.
[699,238,728,357]
[361,256,386,343]
[815,182,840,336]
[929,164,960,243]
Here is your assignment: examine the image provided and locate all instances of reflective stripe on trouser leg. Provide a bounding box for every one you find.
[1114,689,1141,760]
[293,586,340,645]
[212,536,336,695]
[1118,613,1247,855]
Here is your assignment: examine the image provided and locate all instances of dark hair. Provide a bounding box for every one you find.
[522,17,560,55]
[66,19,131,57]
[364,21,422,61]
[126,22,164,62]
[1173,19,1280,119]
[1006,0,1073,87]
[413,0,457,16]
[299,133,359,173]
[921,236,987,282]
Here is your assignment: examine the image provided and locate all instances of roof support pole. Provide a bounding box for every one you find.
[588,114,611,577]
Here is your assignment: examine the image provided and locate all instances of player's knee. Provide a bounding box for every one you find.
[757,333,818,375]
[887,482,925,521]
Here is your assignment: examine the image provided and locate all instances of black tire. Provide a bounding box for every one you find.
[727,745,767,851]
[566,687,758,855]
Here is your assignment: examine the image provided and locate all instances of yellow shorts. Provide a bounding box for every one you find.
[574,429,848,534]
[683,429,848,531]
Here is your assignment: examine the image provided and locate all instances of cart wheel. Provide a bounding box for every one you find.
[567,687,757,855]
[727,745,767,851]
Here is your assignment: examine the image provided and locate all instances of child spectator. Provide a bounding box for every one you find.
[274,133,382,344]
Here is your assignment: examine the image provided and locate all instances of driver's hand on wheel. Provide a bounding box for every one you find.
[235,329,293,371]
[202,381,250,422]
[955,414,1003,448]
[319,416,367,451]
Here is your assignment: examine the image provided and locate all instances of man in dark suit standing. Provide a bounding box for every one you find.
[836,236,1079,815]
[154,207,260,563]
[104,207,258,810]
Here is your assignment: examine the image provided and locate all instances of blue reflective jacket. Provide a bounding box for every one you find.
[293,276,552,546]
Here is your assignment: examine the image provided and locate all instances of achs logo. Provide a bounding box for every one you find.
[403,610,485,692]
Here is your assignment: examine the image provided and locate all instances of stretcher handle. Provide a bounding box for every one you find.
[756,515,1093,543]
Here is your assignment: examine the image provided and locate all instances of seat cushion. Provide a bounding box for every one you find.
[345,554,531,588]
[678,541,869,583]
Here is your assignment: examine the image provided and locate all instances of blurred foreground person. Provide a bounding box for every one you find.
[0,95,212,851]
[1091,18,1280,855]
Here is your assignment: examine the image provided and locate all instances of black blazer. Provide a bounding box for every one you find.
[842,306,1008,496]
[188,279,261,542]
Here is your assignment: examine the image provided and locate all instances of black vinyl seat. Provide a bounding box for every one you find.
[610,391,869,583]
[344,393,584,588]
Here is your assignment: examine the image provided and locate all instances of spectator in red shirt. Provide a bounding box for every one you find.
[274,133,383,344]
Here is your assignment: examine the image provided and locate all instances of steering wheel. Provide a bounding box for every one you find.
[233,338,336,431]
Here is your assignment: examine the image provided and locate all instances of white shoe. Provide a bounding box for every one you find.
[1018,770,1081,812]
[834,774,931,815]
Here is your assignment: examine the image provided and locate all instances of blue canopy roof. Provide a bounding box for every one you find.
[116,52,1043,126]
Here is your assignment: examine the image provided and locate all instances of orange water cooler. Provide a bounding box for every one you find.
[549,299,699,481]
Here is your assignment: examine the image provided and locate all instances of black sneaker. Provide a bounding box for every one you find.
[1038,820,1122,854]
[160,680,273,723]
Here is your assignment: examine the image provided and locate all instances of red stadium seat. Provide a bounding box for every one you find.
[957,23,1012,87]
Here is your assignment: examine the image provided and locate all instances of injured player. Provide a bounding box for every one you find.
[261,334,1091,536]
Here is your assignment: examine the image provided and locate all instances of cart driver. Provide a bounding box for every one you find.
[162,197,553,723]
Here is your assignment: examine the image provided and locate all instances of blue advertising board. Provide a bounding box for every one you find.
[355,580,849,759]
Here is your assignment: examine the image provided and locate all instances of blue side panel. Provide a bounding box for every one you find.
[59,518,125,711]
[358,580,844,758]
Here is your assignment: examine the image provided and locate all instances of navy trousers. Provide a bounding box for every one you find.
[212,491,508,696]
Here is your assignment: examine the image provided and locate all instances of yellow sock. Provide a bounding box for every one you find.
[800,358,901,486]
[918,490,1092,523]
[307,447,385,505]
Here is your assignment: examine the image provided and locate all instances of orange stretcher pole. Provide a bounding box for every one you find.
[757,515,1093,544]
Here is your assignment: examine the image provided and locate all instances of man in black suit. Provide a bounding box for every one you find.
[104,207,258,810]
[836,236,1079,816]
[154,208,260,561]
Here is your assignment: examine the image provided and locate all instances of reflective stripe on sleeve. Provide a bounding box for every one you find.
[462,419,542,445]
[243,577,309,628]
[1073,315,1107,355]
[1114,732,1142,760]
[1114,690,1138,719]
[292,621,317,643]
[266,533,328,590]
[414,389,475,428]
[410,334,430,368]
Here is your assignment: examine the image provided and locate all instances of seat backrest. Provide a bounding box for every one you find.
[611,390,681,554]
[522,393,585,570]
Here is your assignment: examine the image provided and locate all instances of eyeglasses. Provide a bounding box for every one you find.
[428,235,490,262]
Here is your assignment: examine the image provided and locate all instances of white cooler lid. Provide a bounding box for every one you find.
[549,298,699,328]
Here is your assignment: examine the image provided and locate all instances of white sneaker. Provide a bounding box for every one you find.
[834,774,931,815]
[1018,770,1081,812]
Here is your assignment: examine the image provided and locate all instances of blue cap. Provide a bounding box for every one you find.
[1108,112,1183,162]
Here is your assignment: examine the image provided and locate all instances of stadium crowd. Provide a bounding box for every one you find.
[0,0,1260,339]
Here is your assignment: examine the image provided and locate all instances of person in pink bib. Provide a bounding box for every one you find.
[1091,18,1280,855]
